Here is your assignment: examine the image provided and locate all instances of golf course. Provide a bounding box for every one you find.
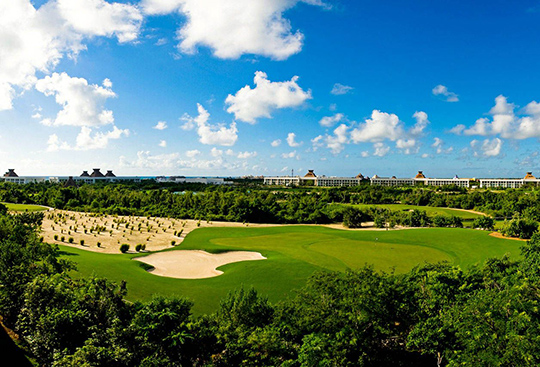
[59,225,521,314]
[3,203,48,212]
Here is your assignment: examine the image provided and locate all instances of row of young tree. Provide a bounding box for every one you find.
[2,204,540,366]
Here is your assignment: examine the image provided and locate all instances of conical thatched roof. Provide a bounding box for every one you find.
[4,169,18,177]
[90,168,105,178]
[105,170,116,177]
[524,172,536,180]
[415,171,426,179]
[355,173,364,179]
[304,170,317,178]
[80,171,90,177]
[64,176,77,187]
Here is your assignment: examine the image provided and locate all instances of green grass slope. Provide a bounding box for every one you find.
[339,203,484,219]
[3,203,48,212]
[59,226,520,315]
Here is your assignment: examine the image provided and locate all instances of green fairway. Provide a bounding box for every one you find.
[59,226,520,315]
[3,203,48,212]
[340,203,484,219]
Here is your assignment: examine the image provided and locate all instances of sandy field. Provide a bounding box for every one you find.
[135,250,266,279]
[41,209,278,254]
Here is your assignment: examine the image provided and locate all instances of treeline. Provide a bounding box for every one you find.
[2,206,540,366]
[3,181,540,224]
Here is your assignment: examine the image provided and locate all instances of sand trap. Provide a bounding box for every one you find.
[135,250,266,279]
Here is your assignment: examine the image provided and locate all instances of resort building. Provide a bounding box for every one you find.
[2,169,141,185]
[155,176,233,185]
[479,172,540,188]
[264,170,367,187]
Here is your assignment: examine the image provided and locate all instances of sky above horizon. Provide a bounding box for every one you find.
[2,0,540,178]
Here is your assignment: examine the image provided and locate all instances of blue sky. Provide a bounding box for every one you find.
[1,0,540,178]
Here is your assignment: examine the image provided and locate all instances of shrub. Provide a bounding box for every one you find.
[80,239,85,246]
[343,207,370,228]
[54,234,58,241]
[68,237,74,244]
[120,244,130,253]
[61,236,65,242]
[97,242,101,248]
[141,244,146,251]
[171,240,176,246]
[473,216,495,230]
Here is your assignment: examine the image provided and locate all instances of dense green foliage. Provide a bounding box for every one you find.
[2,209,540,366]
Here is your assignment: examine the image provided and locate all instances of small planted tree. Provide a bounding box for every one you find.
[120,244,130,253]
[68,237,74,244]
[80,239,85,246]
[171,240,176,246]
[135,244,142,252]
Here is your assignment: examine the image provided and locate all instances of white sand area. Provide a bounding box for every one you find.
[134,250,266,279]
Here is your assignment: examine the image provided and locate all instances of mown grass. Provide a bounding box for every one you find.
[3,203,48,212]
[336,203,484,220]
[59,225,520,315]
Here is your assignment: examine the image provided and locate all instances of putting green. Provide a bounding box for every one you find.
[59,226,521,315]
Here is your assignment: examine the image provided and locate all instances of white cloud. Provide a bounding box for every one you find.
[237,151,258,159]
[31,112,42,119]
[183,104,238,146]
[319,113,344,127]
[431,137,453,154]
[35,72,116,127]
[47,126,129,151]
[141,0,326,60]
[286,132,302,147]
[373,142,390,157]
[421,153,430,159]
[185,149,200,157]
[449,124,466,135]
[280,166,289,172]
[0,0,142,110]
[159,140,167,147]
[350,110,403,143]
[271,139,281,147]
[281,150,298,159]
[361,151,369,157]
[410,111,429,136]
[225,71,311,124]
[324,124,349,154]
[211,147,223,157]
[395,139,418,155]
[432,84,459,102]
[331,83,353,95]
[154,121,168,130]
[470,138,503,157]
[456,95,540,140]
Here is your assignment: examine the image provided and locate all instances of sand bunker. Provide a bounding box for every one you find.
[135,250,266,279]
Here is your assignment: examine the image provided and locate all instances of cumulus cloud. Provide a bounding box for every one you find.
[470,138,503,157]
[47,126,129,151]
[410,111,430,136]
[395,139,418,155]
[431,137,453,154]
[159,140,167,147]
[236,151,258,159]
[281,150,299,159]
[141,0,326,60]
[225,71,311,124]
[373,142,390,157]
[455,95,540,140]
[449,124,466,135]
[312,124,349,154]
[286,132,302,147]
[432,84,459,102]
[0,0,142,110]
[36,73,116,127]
[185,149,200,157]
[350,110,403,143]
[154,121,168,130]
[330,83,353,95]
[319,113,344,127]
[271,139,281,147]
[183,104,238,146]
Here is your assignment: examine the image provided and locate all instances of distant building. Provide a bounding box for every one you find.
[479,172,540,188]
[155,176,233,185]
[2,168,141,185]
[264,170,367,187]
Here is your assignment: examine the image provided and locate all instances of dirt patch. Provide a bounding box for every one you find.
[42,209,278,254]
[134,250,266,279]
[489,231,528,242]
